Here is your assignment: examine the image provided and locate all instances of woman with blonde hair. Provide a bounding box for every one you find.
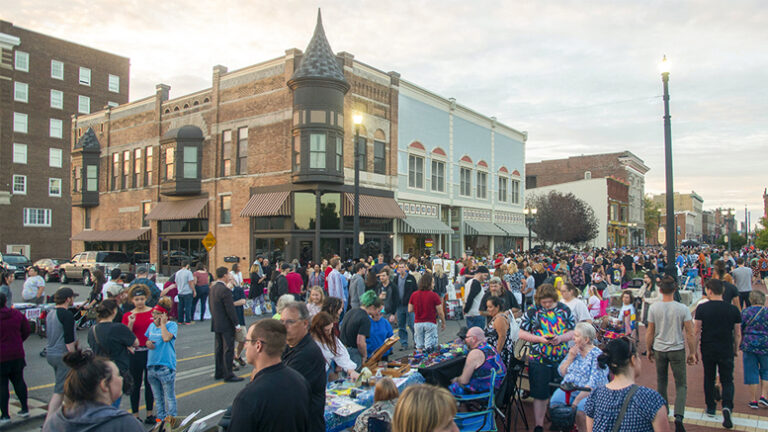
[393,384,458,432]
[272,294,295,320]
[432,262,449,299]
[354,378,399,431]
[505,262,524,306]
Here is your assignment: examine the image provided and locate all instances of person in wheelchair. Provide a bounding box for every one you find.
[549,322,608,432]
[449,327,506,396]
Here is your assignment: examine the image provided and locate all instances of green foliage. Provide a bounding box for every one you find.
[756,217,768,249]
[530,191,599,247]
[644,197,662,243]
[715,232,747,250]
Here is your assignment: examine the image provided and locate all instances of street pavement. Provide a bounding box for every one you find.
[3,279,768,431]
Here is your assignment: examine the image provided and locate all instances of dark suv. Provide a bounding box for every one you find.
[0,253,32,279]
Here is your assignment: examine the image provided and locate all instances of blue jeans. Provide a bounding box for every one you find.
[178,294,194,323]
[395,306,414,348]
[466,315,485,330]
[147,365,176,420]
[743,351,768,385]
[414,322,438,350]
[192,285,209,321]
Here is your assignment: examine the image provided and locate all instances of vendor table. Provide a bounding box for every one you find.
[418,355,467,388]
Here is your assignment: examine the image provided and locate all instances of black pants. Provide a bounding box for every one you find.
[192,285,209,321]
[129,350,154,414]
[739,292,752,309]
[702,348,735,410]
[0,359,28,417]
[214,330,235,379]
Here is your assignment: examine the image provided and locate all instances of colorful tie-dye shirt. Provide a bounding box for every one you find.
[521,302,576,364]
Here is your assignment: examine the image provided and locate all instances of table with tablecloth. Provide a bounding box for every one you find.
[418,355,467,388]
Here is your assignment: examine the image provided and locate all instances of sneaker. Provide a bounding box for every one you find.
[144,415,157,425]
[722,408,733,429]
[705,408,716,417]
[0,417,11,426]
[674,416,685,432]
[749,401,759,409]
[17,409,29,419]
[760,396,768,407]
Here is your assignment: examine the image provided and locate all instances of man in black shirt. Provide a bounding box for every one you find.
[340,296,382,367]
[281,302,326,432]
[386,261,417,350]
[229,320,310,432]
[694,279,742,428]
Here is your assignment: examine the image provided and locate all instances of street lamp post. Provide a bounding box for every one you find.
[352,113,363,260]
[727,208,733,251]
[524,206,537,253]
[660,55,676,278]
[657,208,662,246]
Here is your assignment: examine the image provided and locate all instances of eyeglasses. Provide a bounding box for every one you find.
[245,338,266,345]
[281,319,299,326]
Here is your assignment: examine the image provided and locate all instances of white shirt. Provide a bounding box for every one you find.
[230,271,244,287]
[315,337,358,372]
[22,275,45,300]
[563,297,592,322]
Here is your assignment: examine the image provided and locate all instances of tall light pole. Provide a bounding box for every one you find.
[727,208,733,251]
[660,55,676,278]
[352,113,363,260]
[657,208,662,246]
[524,206,537,253]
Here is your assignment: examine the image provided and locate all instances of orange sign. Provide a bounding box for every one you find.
[202,232,216,251]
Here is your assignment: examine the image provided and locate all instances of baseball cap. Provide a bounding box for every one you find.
[456,326,469,340]
[136,266,148,274]
[281,263,292,271]
[476,266,490,274]
[53,287,78,303]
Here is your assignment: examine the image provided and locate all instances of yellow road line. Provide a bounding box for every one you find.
[28,383,54,391]
[139,371,250,410]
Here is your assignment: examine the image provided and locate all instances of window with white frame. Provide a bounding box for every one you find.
[408,154,424,189]
[49,178,62,197]
[50,90,63,109]
[49,148,63,168]
[431,160,445,192]
[12,175,26,194]
[460,167,472,197]
[511,179,520,204]
[13,143,27,164]
[309,133,326,169]
[23,208,52,227]
[79,67,91,85]
[108,74,120,93]
[14,82,28,102]
[78,95,90,114]
[107,101,119,107]
[476,171,487,199]
[15,51,29,72]
[86,165,98,192]
[49,118,63,138]
[498,176,508,202]
[13,112,28,133]
[51,60,64,79]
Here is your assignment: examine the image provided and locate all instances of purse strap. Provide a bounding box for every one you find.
[746,306,765,328]
[90,324,111,357]
[612,384,639,432]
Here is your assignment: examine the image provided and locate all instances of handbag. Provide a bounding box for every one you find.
[90,324,133,395]
[611,384,639,432]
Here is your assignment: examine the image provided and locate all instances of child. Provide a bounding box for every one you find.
[307,286,324,319]
[587,285,604,319]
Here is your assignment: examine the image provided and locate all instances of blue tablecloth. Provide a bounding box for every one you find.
[325,372,425,432]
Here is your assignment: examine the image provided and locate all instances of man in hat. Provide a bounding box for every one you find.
[464,266,490,329]
[130,266,160,307]
[44,287,78,422]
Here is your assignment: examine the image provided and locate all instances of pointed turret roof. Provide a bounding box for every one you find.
[290,10,347,85]
[74,127,100,152]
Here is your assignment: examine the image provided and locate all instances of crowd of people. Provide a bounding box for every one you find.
[0,245,767,432]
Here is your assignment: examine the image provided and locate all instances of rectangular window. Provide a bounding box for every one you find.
[355,137,367,171]
[51,60,64,79]
[108,74,120,93]
[408,154,424,188]
[293,135,300,171]
[145,146,153,185]
[460,167,472,197]
[335,136,343,171]
[49,118,63,138]
[476,171,487,199]
[14,82,28,102]
[183,146,197,178]
[86,165,98,192]
[13,112,28,133]
[111,153,120,190]
[310,133,326,169]
[220,195,232,225]
[511,180,520,204]
[23,208,52,227]
[236,127,248,175]
[50,90,63,109]
[107,101,119,108]
[498,177,508,202]
[123,150,131,188]
[431,160,445,192]
[84,208,91,229]
[221,130,232,176]
[72,167,81,192]
[373,140,386,174]
[79,67,91,85]
[133,148,142,187]
[13,143,28,164]
[15,51,29,72]
[165,147,175,180]
[13,175,26,194]
[49,178,62,197]
[610,204,618,221]
[78,95,90,114]
[142,202,151,227]
[49,148,63,168]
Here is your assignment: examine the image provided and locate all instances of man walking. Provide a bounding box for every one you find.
[174,261,196,324]
[386,260,417,350]
[646,275,697,432]
[326,258,346,308]
[286,264,304,299]
[464,266,490,329]
[732,257,753,308]
[209,267,243,382]
[348,263,367,310]
[44,288,77,422]
[694,279,741,428]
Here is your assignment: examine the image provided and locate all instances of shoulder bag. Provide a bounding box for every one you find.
[90,324,133,395]
[611,384,639,432]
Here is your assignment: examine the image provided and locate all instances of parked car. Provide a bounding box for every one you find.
[32,258,71,282]
[58,251,132,285]
[0,253,32,279]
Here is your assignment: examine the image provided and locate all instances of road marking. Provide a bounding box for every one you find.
[139,371,250,410]
[27,383,54,391]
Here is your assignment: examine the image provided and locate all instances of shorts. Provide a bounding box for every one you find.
[47,354,70,394]
[528,360,560,400]
[743,351,768,385]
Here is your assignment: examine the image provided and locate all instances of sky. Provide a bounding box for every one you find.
[4,0,766,228]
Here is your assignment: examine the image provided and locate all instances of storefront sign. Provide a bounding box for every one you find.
[425,238,433,248]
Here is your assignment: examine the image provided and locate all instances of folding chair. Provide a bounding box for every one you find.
[454,370,498,432]
[495,362,528,432]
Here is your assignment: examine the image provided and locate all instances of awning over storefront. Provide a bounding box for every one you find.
[71,228,151,242]
[398,216,453,235]
[463,221,506,236]
[145,198,208,221]
[342,193,406,219]
[240,192,291,217]
[495,223,530,237]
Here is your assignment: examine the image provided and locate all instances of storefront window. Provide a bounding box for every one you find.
[159,219,209,233]
[294,192,317,230]
[320,238,340,260]
[254,217,289,231]
[320,193,341,229]
[254,237,286,263]
[465,235,490,256]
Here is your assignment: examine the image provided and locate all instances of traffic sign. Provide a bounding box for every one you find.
[202,232,217,251]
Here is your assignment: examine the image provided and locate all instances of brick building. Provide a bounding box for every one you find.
[652,191,704,242]
[525,151,649,246]
[1,21,129,260]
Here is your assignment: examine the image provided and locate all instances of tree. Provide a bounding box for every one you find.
[530,191,599,247]
[644,196,662,244]
[755,217,768,249]
[715,232,747,250]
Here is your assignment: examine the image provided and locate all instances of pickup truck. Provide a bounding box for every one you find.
[59,251,132,285]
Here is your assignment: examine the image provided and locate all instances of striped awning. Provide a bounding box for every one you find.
[399,216,453,235]
[240,192,291,217]
[463,221,505,236]
[145,198,208,221]
[495,223,530,237]
[71,228,151,242]
[342,193,406,219]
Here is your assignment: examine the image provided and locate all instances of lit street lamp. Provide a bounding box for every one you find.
[524,206,537,253]
[660,55,676,278]
[352,113,363,260]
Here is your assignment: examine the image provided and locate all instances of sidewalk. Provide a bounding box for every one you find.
[2,397,47,430]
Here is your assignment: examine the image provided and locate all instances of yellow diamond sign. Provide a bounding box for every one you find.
[202,232,216,251]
